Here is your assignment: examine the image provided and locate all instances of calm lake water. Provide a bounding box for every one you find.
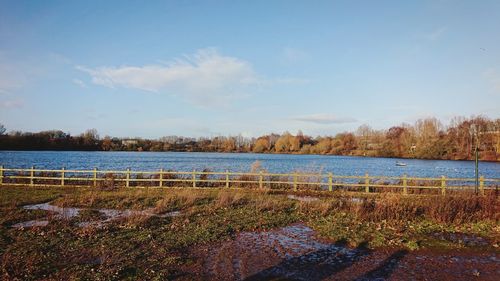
[0,151,499,179]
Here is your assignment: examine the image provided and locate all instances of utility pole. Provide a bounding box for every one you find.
[475,142,479,195]
[470,124,479,195]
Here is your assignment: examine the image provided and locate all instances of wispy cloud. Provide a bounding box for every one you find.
[0,99,24,109]
[424,26,448,41]
[272,77,311,84]
[293,114,357,124]
[77,48,259,107]
[72,78,87,88]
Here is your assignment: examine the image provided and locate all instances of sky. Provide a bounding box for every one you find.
[1,0,499,138]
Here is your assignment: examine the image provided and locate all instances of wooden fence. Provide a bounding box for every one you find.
[0,166,499,195]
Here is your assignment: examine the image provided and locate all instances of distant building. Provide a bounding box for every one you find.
[122,139,139,146]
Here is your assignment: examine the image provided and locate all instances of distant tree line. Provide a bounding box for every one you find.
[1,116,499,161]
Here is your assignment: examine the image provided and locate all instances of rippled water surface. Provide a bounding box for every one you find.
[0,151,499,178]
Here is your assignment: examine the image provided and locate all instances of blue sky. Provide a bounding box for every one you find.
[1,0,499,138]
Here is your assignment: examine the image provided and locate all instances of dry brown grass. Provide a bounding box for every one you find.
[353,194,423,221]
[251,193,296,212]
[97,173,120,191]
[253,196,278,211]
[295,192,499,224]
[293,166,324,191]
[233,160,267,189]
[154,188,214,213]
[118,212,152,228]
[356,193,499,223]
[214,190,247,208]
[425,193,499,224]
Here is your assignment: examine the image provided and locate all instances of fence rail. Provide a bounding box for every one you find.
[0,166,499,195]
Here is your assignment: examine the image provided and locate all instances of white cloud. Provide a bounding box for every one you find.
[424,26,448,41]
[77,48,258,107]
[72,78,87,88]
[0,99,24,109]
[293,114,357,124]
[272,77,311,84]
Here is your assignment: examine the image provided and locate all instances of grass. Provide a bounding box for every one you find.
[0,185,498,280]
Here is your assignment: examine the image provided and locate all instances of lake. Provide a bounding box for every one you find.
[0,151,499,179]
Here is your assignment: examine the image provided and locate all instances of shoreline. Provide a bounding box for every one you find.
[1,149,499,163]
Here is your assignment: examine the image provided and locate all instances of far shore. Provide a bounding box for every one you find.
[1,149,499,163]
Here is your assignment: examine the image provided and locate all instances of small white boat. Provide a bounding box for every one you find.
[395,162,407,167]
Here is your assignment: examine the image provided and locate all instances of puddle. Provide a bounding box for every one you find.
[350,197,363,203]
[11,220,49,228]
[162,210,181,217]
[12,203,81,229]
[287,195,319,202]
[77,209,181,228]
[12,202,181,229]
[431,232,490,247]
[97,208,180,220]
[198,224,368,280]
[24,203,81,219]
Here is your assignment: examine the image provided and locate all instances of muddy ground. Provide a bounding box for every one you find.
[187,224,499,281]
[2,187,498,280]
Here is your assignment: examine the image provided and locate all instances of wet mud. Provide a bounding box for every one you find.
[190,224,499,281]
[12,202,180,229]
[431,232,491,247]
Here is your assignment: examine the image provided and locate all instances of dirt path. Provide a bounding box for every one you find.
[188,224,499,281]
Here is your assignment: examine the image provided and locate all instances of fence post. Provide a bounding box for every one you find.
[159,168,163,187]
[30,166,34,186]
[441,176,446,195]
[328,173,333,192]
[61,167,65,186]
[259,171,263,189]
[365,173,370,193]
[93,168,97,187]
[293,173,298,191]
[0,165,3,185]
[126,168,131,188]
[192,169,196,188]
[403,174,407,195]
[479,176,485,196]
[226,170,230,188]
